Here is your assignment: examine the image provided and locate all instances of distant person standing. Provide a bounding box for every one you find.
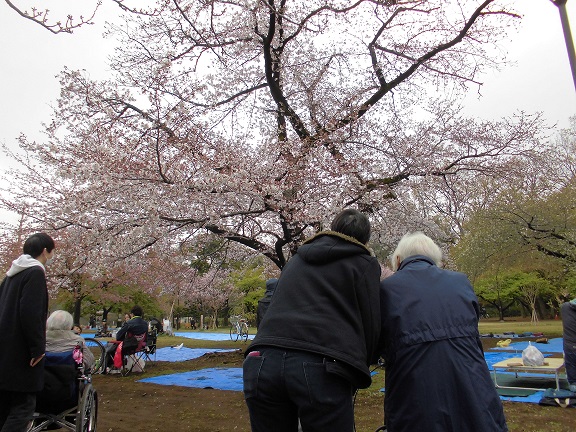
[0,233,55,431]
[561,298,576,392]
[256,278,278,329]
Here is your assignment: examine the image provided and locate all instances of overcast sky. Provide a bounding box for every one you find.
[1,0,575,225]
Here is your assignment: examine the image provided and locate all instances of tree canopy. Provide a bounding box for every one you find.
[2,1,546,271]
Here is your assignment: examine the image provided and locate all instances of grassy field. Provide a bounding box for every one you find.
[478,319,564,337]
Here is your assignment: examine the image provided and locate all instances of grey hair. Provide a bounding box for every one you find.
[391,232,443,271]
[47,310,74,331]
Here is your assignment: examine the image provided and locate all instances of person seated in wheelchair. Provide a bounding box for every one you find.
[104,305,148,371]
[46,310,95,371]
[31,343,98,431]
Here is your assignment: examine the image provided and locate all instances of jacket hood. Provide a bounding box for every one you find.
[265,278,278,294]
[6,254,45,277]
[297,231,372,265]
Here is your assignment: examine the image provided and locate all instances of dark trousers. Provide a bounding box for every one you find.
[243,347,355,432]
[0,390,36,432]
[564,343,576,384]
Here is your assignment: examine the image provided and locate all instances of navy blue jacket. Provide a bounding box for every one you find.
[379,256,507,432]
[115,316,149,341]
[247,231,381,388]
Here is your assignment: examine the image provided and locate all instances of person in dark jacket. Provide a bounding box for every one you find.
[104,305,149,371]
[255,278,278,329]
[379,232,507,432]
[0,232,55,431]
[115,305,148,341]
[243,209,381,432]
[561,299,576,392]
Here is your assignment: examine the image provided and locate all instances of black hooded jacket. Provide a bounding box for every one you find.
[246,231,381,388]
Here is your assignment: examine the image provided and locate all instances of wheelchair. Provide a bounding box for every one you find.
[27,347,98,432]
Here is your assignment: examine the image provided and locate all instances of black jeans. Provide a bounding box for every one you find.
[243,347,355,432]
[0,390,36,432]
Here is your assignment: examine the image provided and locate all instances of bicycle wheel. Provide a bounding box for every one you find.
[84,337,106,374]
[240,323,249,342]
[230,324,239,341]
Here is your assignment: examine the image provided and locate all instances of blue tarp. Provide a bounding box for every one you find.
[484,351,525,370]
[499,392,545,403]
[174,331,254,341]
[139,367,243,391]
[152,347,236,362]
[490,338,563,354]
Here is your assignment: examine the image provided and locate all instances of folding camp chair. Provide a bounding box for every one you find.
[120,332,147,376]
[143,329,157,363]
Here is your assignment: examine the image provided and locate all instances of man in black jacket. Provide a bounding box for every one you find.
[104,305,148,371]
[0,233,55,431]
[243,209,381,432]
[115,305,148,341]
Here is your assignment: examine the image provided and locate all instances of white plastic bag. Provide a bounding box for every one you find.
[522,342,545,366]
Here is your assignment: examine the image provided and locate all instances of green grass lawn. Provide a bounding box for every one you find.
[478,319,564,338]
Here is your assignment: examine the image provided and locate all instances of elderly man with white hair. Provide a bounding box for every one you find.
[378,232,508,432]
[46,310,95,370]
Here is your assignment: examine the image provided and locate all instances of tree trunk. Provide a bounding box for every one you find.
[73,296,83,325]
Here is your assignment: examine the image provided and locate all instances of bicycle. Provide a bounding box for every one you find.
[229,315,249,342]
[84,337,106,374]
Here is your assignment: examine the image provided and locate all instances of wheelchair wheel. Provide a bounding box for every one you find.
[76,383,98,432]
[84,337,106,374]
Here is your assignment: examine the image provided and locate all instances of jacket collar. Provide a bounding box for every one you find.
[303,230,374,256]
[398,255,436,271]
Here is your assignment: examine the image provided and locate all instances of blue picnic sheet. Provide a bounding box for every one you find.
[152,347,236,362]
[490,338,563,354]
[139,367,243,391]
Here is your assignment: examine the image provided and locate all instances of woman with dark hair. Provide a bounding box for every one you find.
[243,209,381,432]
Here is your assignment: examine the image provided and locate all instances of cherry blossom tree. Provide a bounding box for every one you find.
[2,1,547,270]
[3,0,102,34]
[185,267,237,329]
